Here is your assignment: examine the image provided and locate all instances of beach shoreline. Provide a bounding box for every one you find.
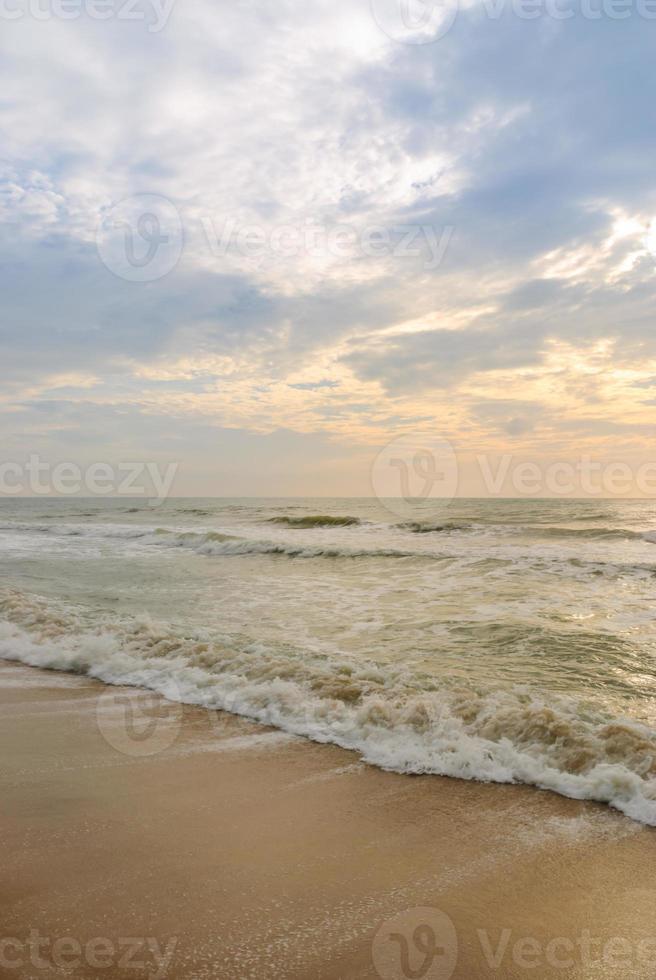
[2,660,656,980]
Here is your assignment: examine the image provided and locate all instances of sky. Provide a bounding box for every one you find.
[1,0,656,496]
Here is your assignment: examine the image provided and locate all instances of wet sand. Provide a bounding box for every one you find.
[1,660,656,980]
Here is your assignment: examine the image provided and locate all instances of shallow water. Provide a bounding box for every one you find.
[2,496,656,824]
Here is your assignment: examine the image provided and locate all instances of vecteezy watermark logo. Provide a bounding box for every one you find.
[370,0,459,43]
[202,218,454,272]
[0,456,178,501]
[96,194,183,282]
[477,453,656,497]
[0,931,177,977]
[372,908,458,980]
[96,688,183,757]
[0,0,176,29]
[485,0,656,20]
[371,0,656,39]
[371,434,459,519]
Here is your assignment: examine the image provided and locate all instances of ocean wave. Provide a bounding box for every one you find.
[398,521,651,541]
[398,521,474,534]
[148,530,656,580]
[2,521,655,580]
[2,588,656,827]
[530,526,647,541]
[147,528,421,560]
[0,521,154,540]
[267,515,361,528]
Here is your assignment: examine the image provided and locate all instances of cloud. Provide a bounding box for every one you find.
[287,380,341,391]
[343,320,547,392]
[470,399,546,436]
[1,0,656,488]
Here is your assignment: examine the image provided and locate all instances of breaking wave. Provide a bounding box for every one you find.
[148,528,420,560]
[399,521,651,542]
[2,522,656,580]
[527,526,647,541]
[2,588,656,827]
[151,531,656,580]
[398,521,474,534]
[267,515,361,528]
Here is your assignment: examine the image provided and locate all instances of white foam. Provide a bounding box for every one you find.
[1,589,656,827]
[144,528,433,561]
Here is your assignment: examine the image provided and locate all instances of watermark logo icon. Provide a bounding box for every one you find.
[96,688,183,757]
[370,0,459,44]
[373,907,458,980]
[96,193,183,282]
[371,434,458,519]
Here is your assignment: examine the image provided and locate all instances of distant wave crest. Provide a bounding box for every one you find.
[398,521,473,534]
[267,515,361,528]
[148,528,418,560]
[399,521,653,542]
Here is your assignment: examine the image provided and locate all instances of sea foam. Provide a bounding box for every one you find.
[2,588,656,827]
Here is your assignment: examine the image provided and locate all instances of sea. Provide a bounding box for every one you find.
[2,496,656,825]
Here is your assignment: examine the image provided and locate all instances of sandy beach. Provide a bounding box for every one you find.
[2,659,655,980]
